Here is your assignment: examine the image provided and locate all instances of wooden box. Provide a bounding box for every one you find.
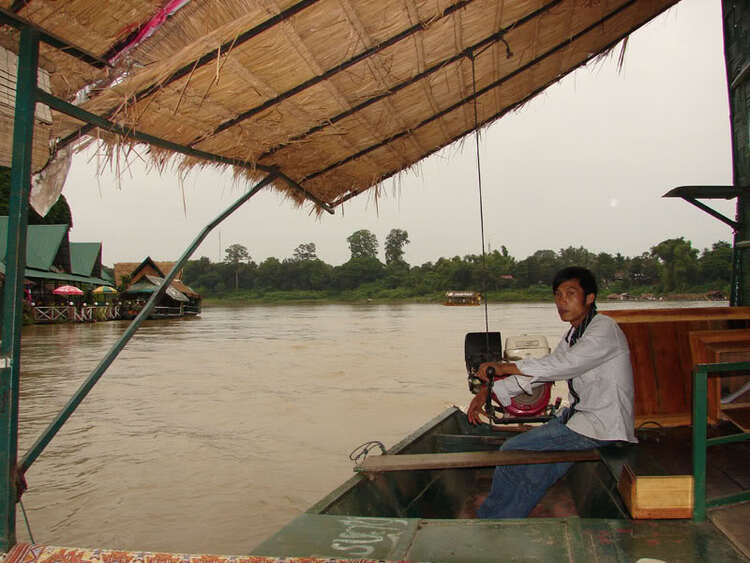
[617,464,694,519]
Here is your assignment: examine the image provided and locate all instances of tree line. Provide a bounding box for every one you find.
[182,228,732,299]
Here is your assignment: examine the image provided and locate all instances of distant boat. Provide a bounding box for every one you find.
[444,291,481,306]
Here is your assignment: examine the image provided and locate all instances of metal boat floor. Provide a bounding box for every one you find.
[251,514,748,561]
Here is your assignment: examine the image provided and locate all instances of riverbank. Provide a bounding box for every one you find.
[202,285,729,306]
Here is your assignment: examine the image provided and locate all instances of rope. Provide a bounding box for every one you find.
[469,51,490,337]
[349,440,386,466]
[468,51,496,425]
[19,498,34,544]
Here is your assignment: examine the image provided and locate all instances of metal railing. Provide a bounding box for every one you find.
[692,361,750,521]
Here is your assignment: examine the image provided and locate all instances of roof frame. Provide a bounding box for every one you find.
[258,0,559,161]
[187,0,477,148]
[37,89,334,212]
[56,0,322,151]
[0,6,108,68]
[310,0,640,187]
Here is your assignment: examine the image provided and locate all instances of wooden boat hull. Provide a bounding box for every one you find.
[250,407,749,561]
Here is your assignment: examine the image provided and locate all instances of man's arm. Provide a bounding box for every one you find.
[515,318,626,381]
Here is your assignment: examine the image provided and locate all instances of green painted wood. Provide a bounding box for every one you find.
[723,0,750,304]
[693,367,709,522]
[251,514,419,560]
[252,516,749,562]
[0,25,39,553]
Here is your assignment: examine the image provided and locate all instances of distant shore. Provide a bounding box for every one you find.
[201,287,728,306]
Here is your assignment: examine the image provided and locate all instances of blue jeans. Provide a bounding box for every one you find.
[477,413,611,518]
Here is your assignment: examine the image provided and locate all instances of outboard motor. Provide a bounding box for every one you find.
[465,332,555,423]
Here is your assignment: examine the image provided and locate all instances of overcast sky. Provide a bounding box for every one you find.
[62,0,735,268]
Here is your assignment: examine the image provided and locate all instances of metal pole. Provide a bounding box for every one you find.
[692,366,708,522]
[0,25,39,551]
[20,173,277,473]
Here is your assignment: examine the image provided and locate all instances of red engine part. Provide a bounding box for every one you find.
[492,381,552,417]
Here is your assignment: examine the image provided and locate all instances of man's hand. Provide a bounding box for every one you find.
[476,361,521,383]
[467,386,489,425]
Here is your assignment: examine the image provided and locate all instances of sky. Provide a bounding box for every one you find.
[62,0,736,268]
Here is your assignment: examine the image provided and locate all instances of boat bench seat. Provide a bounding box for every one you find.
[354,449,599,473]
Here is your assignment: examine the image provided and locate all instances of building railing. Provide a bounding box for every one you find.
[32,306,72,322]
[692,360,750,521]
[32,305,122,323]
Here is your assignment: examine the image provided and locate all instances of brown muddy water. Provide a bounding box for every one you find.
[16,301,720,554]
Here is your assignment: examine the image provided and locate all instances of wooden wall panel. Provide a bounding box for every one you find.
[603,307,750,426]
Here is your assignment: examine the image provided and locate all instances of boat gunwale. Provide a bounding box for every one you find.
[305,406,463,514]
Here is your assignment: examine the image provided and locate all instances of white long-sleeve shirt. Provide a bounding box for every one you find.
[493,314,637,443]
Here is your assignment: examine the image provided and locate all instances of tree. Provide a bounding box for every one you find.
[223,244,250,291]
[292,242,317,261]
[595,252,617,287]
[224,243,250,264]
[627,252,661,286]
[384,228,410,265]
[334,256,384,289]
[256,257,284,289]
[699,241,732,283]
[347,229,378,259]
[651,237,699,292]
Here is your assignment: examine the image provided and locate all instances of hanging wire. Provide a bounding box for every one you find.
[469,51,490,337]
[19,498,35,544]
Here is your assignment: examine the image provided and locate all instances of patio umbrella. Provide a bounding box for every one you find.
[52,285,84,296]
[93,286,118,294]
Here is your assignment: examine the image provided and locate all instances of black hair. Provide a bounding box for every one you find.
[552,266,598,298]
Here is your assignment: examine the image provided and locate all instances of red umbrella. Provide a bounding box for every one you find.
[52,285,84,296]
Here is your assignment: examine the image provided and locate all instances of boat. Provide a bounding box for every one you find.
[444,291,482,306]
[251,406,748,561]
[1,1,749,562]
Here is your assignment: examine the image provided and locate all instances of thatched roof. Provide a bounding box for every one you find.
[113,258,182,287]
[1,0,680,212]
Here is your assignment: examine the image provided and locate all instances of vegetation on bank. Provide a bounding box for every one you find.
[185,229,732,305]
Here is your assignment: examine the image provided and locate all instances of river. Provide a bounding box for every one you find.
[16,300,721,554]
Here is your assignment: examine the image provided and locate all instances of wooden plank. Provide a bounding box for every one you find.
[599,310,750,424]
[620,323,660,416]
[355,449,600,473]
[603,306,750,324]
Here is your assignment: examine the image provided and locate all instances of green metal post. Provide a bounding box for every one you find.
[19,173,277,473]
[0,26,39,551]
[722,1,750,304]
[692,366,708,522]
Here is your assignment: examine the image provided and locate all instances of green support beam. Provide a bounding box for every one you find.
[0,26,39,551]
[692,361,750,523]
[723,1,750,304]
[692,366,708,522]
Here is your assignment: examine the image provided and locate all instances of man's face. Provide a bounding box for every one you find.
[554,278,595,326]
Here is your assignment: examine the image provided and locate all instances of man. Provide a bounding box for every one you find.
[467,266,636,518]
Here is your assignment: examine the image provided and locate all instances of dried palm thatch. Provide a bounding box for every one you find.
[0,0,680,212]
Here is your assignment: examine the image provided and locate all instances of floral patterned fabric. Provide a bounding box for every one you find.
[2,544,414,563]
